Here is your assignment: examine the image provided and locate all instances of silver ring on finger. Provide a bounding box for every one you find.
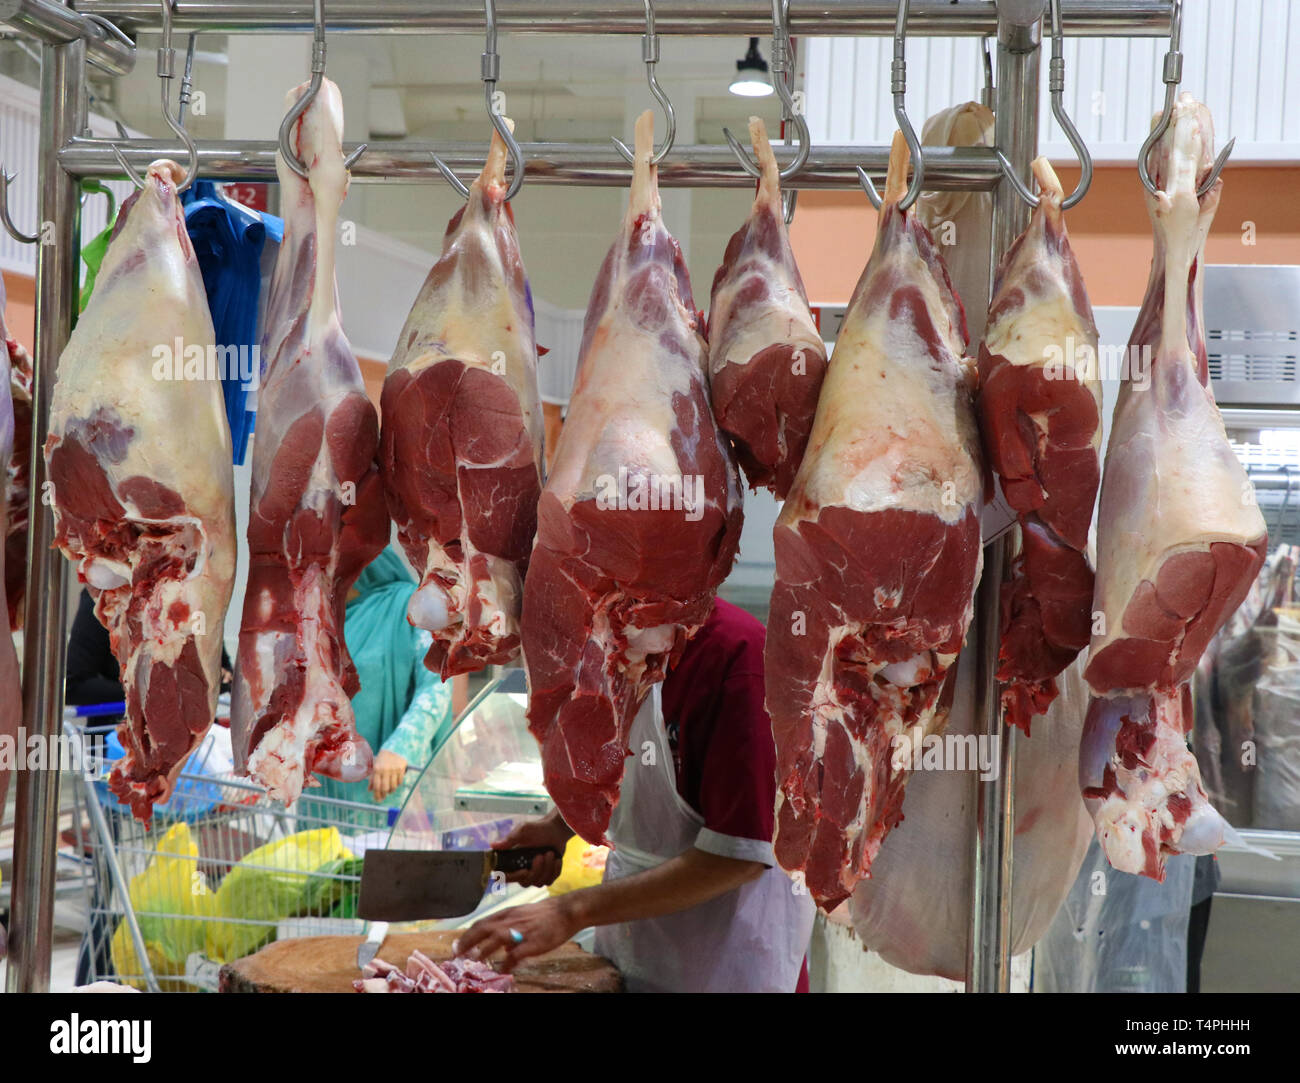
[508,927,524,945]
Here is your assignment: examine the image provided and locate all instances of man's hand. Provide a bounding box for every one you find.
[492,810,573,887]
[454,895,580,972]
[369,750,407,800]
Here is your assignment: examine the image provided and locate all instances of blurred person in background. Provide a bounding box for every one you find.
[318,545,456,809]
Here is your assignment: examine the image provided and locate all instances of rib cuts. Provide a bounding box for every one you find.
[978,158,1102,733]
[231,79,388,804]
[1081,95,1267,879]
[380,119,544,678]
[766,134,983,910]
[522,110,743,845]
[707,117,827,498]
[46,159,236,821]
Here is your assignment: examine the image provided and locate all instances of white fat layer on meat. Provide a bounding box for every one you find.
[46,157,237,787]
[708,121,824,383]
[544,112,737,531]
[385,119,544,465]
[1088,95,1267,671]
[778,204,981,532]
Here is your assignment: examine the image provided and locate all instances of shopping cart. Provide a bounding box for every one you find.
[66,720,397,992]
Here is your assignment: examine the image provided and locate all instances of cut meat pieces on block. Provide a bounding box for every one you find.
[0,274,24,814]
[380,117,544,678]
[766,133,983,911]
[978,157,1102,734]
[46,159,236,821]
[1082,94,1267,879]
[2,276,32,633]
[522,110,743,845]
[231,79,389,804]
[707,116,827,498]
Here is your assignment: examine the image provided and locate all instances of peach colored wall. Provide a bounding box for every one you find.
[1,271,35,350]
[790,165,1300,310]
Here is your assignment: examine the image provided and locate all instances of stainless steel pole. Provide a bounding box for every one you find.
[72,0,1173,36]
[6,35,84,994]
[966,0,1043,995]
[58,137,1002,190]
[0,0,135,74]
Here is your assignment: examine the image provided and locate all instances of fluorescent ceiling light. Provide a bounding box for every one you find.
[729,37,773,97]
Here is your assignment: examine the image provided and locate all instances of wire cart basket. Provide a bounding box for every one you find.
[65,720,397,992]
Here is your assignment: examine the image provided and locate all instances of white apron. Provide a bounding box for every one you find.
[592,686,816,993]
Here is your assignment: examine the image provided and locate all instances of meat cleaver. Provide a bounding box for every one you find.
[357,847,559,921]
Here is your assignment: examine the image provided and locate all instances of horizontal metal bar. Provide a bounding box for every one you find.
[70,0,1173,37]
[59,136,1003,189]
[1,0,134,74]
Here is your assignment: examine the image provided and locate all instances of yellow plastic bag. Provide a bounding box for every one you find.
[205,827,351,963]
[548,835,609,896]
[110,822,214,991]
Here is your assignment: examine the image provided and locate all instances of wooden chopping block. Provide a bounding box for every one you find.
[219,931,623,993]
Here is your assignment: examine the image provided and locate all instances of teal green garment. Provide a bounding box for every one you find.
[316,547,453,811]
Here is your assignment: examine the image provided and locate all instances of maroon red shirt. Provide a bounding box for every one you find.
[660,597,777,861]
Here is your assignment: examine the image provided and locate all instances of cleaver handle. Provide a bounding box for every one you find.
[493,846,560,873]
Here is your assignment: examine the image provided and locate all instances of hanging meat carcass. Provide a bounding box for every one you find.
[707,116,827,498]
[380,119,544,678]
[2,275,32,631]
[0,275,24,814]
[978,158,1102,733]
[522,111,743,845]
[1081,94,1267,879]
[46,159,236,821]
[767,134,983,910]
[231,79,389,804]
[850,649,1093,979]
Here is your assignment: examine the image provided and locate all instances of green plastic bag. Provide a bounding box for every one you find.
[205,827,351,963]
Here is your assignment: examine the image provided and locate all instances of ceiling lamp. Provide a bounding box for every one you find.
[729,37,773,97]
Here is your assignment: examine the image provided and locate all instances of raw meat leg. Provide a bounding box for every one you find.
[231,79,389,803]
[2,276,32,632]
[1081,95,1267,879]
[380,118,544,678]
[0,275,24,814]
[46,160,236,821]
[707,116,827,498]
[766,134,983,910]
[978,158,1102,733]
[522,111,743,845]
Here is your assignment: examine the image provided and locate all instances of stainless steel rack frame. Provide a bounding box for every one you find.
[2,0,1178,993]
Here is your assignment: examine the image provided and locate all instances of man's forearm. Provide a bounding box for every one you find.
[559,847,765,929]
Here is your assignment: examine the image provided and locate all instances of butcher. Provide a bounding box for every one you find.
[455,596,816,992]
